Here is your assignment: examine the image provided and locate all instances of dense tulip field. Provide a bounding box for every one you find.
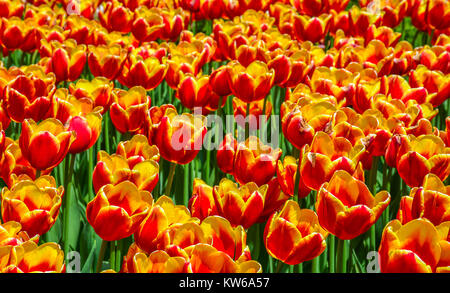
[0,0,449,274]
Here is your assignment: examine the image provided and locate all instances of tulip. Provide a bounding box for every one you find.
[201,216,249,261]
[119,54,168,91]
[316,170,390,239]
[131,7,165,43]
[396,135,450,187]
[86,181,153,241]
[1,175,63,237]
[69,77,114,113]
[227,60,274,103]
[160,8,187,41]
[409,174,450,226]
[276,156,311,198]
[66,108,103,154]
[185,243,261,273]
[116,134,160,168]
[294,14,332,43]
[98,0,134,33]
[233,136,282,186]
[1,242,65,273]
[132,250,191,273]
[40,39,87,84]
[0,138,38,187]
[153,111,207,165]
[0,0,24,18]
[264,200,328,265]
[216,133,237,175]
[87,44,128,80]
[409,65,450,107]
[213,178,267,229]
[1,17,41,52]
[300,132,365,191]
[5,74,55,123]
[92,151,159,195]
[188,179,218,221]
[0,221,39,247]
[176,73,221,112]
[19,118,75,172]
[379,218,442,273]
[209,65,232,97]
[110,87,151,134]
[134,195,194,254]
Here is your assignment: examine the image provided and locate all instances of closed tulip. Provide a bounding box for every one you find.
[188,179,218,221]
[264,200,327,265]
[86,181,153,241]
[19,118,75,172]
[316,170,390,239]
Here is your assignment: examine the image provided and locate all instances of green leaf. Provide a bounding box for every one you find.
[81,240,97,273]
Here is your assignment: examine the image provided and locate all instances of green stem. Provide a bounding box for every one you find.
[110,241,116,272]
[336,238,349,273]
[104,112,111,154]
[275,260,285,273]
[63,153,76,255]
[245,102,251,139]
[311,256,320,273]
[88,146,94,199]
[328,235,335,273]
[183,163,189,206]
[164,162,176,196]
[292,149,301,203]
[96,240,108,273]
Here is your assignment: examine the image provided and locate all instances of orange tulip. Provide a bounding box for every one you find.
[188,179,219,221]
[1,17,41,52]
[131,7,164,43]
[110,87,150,134]
[396,135,450,187]
[92,151,159,195]
[19,118,75,172]
[98,0,134,33]
[316,170,390,239]
[86,181,152,241]
[293,14,332,43]
[0,0,24,18]
[185,243,261,273]
[134,196,194,254]
[176,73,221,112]
[87,44,128,80]
[1,175,63,237]
[0,138,38,187]
[209,65,232,97]
[213,178,267,229]
[40,39,87,84]
[379,218,442,273]
[0,221,39,247]
[132,250,191,273]
[216,133,237,175]
[153,110,207,165]
[300,132,365,191]
[233,137,282,186]
[264,200,327,265]
[409,65,450,107]
[276,156,311,198]
[66,106,103,155]
[69,77,115,113]
[119,54,168,91]
[227,60,274,103]
[408,174,450,226]
[5,73,55,123]
[116,134,160,168]
[1,242,65,273]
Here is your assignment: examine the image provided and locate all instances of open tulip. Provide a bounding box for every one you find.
[316,170,390,239]
[86,181,153,241]
[379,218,442,273]
[92,151,159,195]
[276,156,311,198]
[1,175,63,237]
[69,77,114,113]
[19,118,75,172]
[264,200,327,265]
[0,221,38,247]
[116,134,160,168]
[0,242,65,273]
[132,250,191,273]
